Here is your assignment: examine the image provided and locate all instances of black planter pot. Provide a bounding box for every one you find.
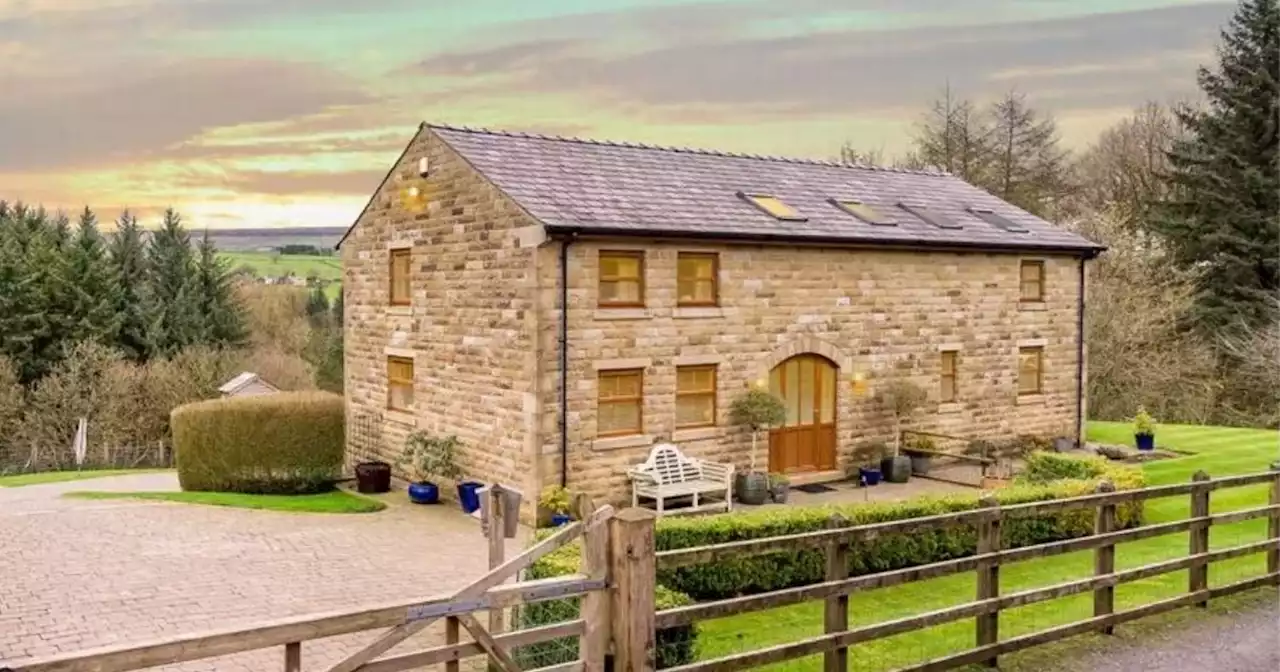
[735,472,771,505]
[881,455,912,483]
[354,461,391,494]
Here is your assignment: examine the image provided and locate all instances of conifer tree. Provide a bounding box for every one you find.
[145,208,200,355]
[108,210,153,361]
[192,229,247,347]
[1152,0,1279,333]
[65,207,121,345]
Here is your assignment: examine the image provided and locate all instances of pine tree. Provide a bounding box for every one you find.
[64,207,121,346]
[145,208,200,355]
[0,206,47,383]
[108,210,152,361]
[192,229,247,347]
[1152,0,1279,333]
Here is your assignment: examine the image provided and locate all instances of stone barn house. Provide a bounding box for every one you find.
[337,123,1103,516]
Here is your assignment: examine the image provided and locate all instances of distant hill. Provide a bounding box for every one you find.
[204,227,347,252]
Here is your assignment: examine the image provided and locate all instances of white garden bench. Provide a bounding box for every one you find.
[628,443,734,516]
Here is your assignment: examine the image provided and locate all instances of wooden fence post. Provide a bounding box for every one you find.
[283,642,301,672]
[975,494,1001,668]
[445,617,459,672]
[487,486,507,672]
[1268,462,1280,580]
[1093,480,1117,634]
[823,514,850,672]
[580,498,610,672]
[609,508,657,672]
[1189,470,1211,607]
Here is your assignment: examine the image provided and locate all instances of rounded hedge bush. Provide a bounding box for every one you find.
[171,391,345,494]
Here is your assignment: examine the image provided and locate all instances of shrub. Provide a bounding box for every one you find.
[516,536,698,669]
[171,391,344,494]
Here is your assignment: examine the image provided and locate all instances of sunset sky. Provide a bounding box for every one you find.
[0,0,1233,229]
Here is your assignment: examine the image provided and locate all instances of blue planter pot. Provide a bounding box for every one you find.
[1135,433,1155,452]
[859,467,883,486]
[457,481,484,513]
[550,513,573,527]
[407,481,439,505]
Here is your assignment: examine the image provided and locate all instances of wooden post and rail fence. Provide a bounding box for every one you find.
[6,468,1280,672]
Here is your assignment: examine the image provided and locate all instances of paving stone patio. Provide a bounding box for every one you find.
[0,472,515,671]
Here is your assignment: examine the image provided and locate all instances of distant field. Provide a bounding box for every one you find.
[222,251,343,299]
[205,227,346,252]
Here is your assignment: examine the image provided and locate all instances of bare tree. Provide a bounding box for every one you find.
[988,89,1073,218]
[1074,102,1185,229]
[911,83,994,184]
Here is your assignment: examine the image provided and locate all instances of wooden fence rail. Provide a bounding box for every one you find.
[655,468,1280,672]
[6,468,1280,672]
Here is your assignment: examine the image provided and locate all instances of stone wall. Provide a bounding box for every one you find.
[537,239,1085,506]
[341,127,546,516]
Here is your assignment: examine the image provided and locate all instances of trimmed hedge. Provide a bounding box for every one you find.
[656,454,1143,599]
[522,453,1142,668]
[517,539,698,669]
[171,391,344,494]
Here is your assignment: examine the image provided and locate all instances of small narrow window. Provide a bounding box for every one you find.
[599,251,644,307]
[898,203,962,230]
[940,350,958,403]
[598,369,643,436]
[968,207,1029,233]
[830,199,896,226]
[1020,260,1045,302]
[387,356,415,411]
[1018,347,1043,395]
[676,365,717,428]
[389,248,411,306]
[739,192,807,221]
[677,252,718,306]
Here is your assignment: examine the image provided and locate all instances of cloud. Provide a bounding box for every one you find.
[412,3,1230,120]
[217,169,384,197]
[0,58,372,171]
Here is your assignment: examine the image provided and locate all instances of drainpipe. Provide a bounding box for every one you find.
[558,234,576,488]
[1075,256,1087,448]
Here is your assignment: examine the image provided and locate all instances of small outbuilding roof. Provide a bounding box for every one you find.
[218,372,279,396]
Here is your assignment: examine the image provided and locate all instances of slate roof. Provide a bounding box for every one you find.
[364,123,1101,255]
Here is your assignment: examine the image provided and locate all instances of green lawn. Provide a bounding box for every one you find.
[691,422,1279,671]
[0,469,171,488]
[64,489,385,513]
[221,251,343,299]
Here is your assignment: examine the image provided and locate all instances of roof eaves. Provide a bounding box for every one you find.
[543,223,1106,258]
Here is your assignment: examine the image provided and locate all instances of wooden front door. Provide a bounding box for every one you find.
[768,354,838,473]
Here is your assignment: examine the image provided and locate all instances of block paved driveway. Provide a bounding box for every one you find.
[0,472,512,671]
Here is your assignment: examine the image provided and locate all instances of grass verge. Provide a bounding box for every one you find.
[689,422,1279,671]
[0,469,171,488]
[64,489,386,513]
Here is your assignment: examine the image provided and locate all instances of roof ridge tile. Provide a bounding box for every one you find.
[425,121,949,176]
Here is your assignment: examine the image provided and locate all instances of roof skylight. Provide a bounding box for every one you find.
[898,203,962,230]
[967,207,1029,233]
[830,199,896,226]
[739,192,807,221]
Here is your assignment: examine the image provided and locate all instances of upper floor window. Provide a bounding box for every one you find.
[387,356,415,411]
[599,250,644,307]
[739,193,807,221]
[389,248,411,306]
[940,350,958,403]
[598,368,643,436]
[677,253,718,307]
[1018,347,1043,395]
[1020,260,1044,302]
[676,365,717,428]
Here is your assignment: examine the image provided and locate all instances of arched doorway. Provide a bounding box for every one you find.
[768,354,837,473]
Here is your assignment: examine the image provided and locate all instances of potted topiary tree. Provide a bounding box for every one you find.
[729,387,787,505]
[1133,406,1157,451]
[398,432,463,505]
[539,485,574,527]
[876,379,928,483]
